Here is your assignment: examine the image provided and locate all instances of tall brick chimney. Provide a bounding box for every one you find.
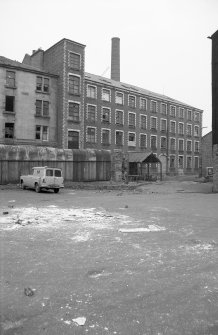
[111,37,120,81]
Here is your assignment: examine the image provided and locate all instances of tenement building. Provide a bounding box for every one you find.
[0,37,203,175]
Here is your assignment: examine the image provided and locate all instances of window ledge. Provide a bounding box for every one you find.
[3,111,15,115]
[35,90,50,95]
[5,85,17,89]
[34,114,50,118]
[69,93,81,97]
[67,119,80,123]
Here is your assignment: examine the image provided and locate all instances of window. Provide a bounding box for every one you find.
[46,169,53,177]
[69,102,80,122]
[170,155,175,168]
[140,115,147,129]
[87,105,96,122]
[150,135,157,150]
[36,76,49,93]
[116,110,124,125]
[68,130,79,149]
[194,112,200,122]
[160,136,167,149]
[194,156,199,169]
[178,139,184,151]
[170,121,176,133]
[179,107,184,118]
[161,104,167,115]
[150,117,157,130]
[128,132,136,146]
[170,106,176,117]
[86,127,96,143]
[187,110,192,121]
[140,98,147,110]
[140,134,147,148]
[170,138,176,150]
[160,119,167,132]
[187,124,192,136]
[178,156,184,168]
[69,52,80,69]
[194,141,199,152]
[36,100,49,116]
[194,126,199,137]
[69,75,80,95]
[87,85,97,98]
[187,156,192,169]
[129,95,136,108]
[150,100,157,113]
[129,113,136,128]
[102,88,110,102]
[5,96,15,112]
[102,107,110,123]
[186,140,192,152]
[5,123,14,138]
[6,71,15,87]
[116,92,124,105]
[35,125,48,141]
[102,129,110,144]
[178,122,184,135]
[116,131,123,145]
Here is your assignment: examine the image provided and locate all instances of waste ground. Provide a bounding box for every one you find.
[0,180,218,335]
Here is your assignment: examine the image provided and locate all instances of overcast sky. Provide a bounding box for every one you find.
[1,0,217,135]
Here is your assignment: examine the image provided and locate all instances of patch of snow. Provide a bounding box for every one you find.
[119,225,166,233]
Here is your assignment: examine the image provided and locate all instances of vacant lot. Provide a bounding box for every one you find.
[0,181,218,335]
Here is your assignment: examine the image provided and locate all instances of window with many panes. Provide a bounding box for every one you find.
[116,110,124,125]
[160,137,167,149]
[87,105,96,122]
[116,92,124,105]
[86,127,96,143]
[5,123,14,138]
[69,75,80,95]
[102,107,110,123]
[194,141,199,152]
[150,135,157,149]
[178,155,184,168]
[36,100,49,116]
[68,130,79,149]
[150,117,157,130]
[36,76,49,93]
[150,100,157,113]
[194,112,200,122]
[68,52,80,70]
[35,125,48,141]
[128,95,136,108]
[170,138,176,150]
[161,103,167,115]
[194,156,199,169]
[128,132,136,146]
[187,124,192,136]
[187,110,192,120]
[179,107,184,118]
[87,85,97,98]
[178,122,184,135]
[186,140,192,152]
[68,102,80,122]
[160,119,167,132]
[5,96,15,112]
[102,129,110,144]
[170,106,176,117]
[170,155,175,168]
[178,139,184,151]
[140,134,147,148]
[6,71,15,87]
[187,156,192,169]
[116,131,123,145]
[102,88,110,102]
[194,126,199,137]
[129,113,136,128]
[140,115,147,129]
[170,121,176,133]
[140,98,147,110]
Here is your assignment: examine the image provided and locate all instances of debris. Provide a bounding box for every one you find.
[24,287,35,297]
[72,317,86,326]
[3,211,9,215]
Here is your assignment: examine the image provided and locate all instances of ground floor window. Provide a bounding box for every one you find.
[115,131,123,146]
[35,125,48,141]
[101,129,110,144]
[68,130,79,149]
[178,155,184,169]
[5,122,14,138]
[170,155,175,168]
[86,127,96,143]
[194,156,199,169]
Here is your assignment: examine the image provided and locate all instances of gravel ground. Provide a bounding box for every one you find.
[0,180,218,335]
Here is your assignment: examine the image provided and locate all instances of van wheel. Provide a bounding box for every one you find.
[35,183,41,193]
[54,189,59,193]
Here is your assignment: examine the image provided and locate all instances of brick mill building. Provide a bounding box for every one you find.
[0,37,203,175]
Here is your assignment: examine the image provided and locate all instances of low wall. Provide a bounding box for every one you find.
[0,145,111,184]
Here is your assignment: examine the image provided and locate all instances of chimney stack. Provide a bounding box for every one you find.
[111,37,120,81]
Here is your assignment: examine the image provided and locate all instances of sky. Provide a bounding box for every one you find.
[1,0,217,135]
